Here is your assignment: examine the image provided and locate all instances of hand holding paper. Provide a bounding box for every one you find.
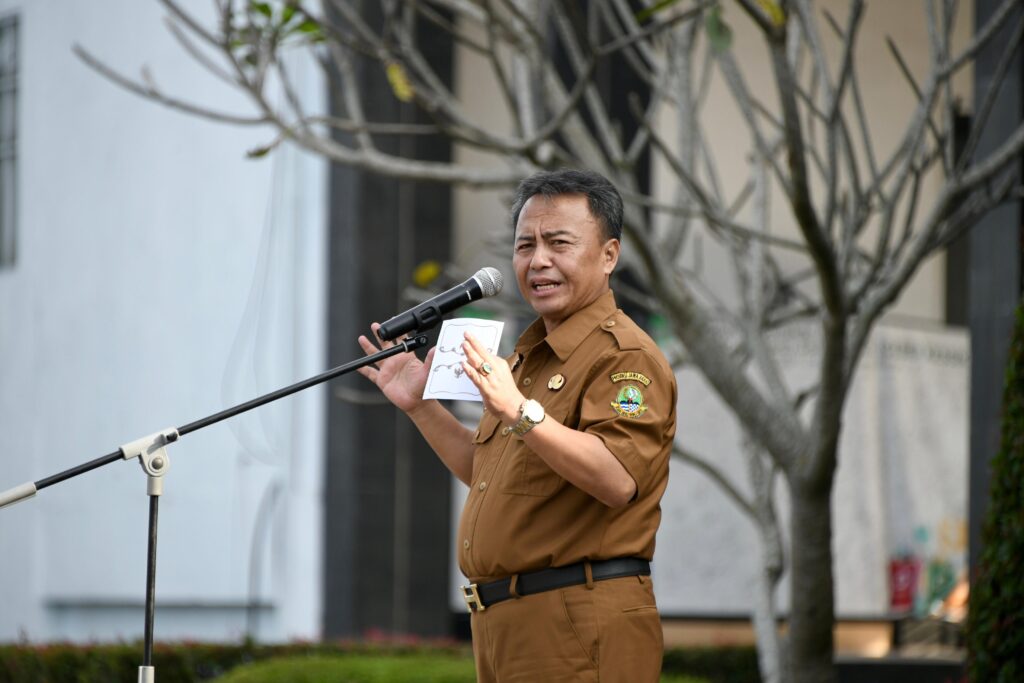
[423,318,504,401]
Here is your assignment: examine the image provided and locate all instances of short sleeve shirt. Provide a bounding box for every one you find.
[457,290,677,583]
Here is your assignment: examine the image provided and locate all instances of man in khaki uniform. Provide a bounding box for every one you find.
[358,169,676,682]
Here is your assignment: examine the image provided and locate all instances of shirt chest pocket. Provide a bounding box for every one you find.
[498,401,572,497]
[471,413,503,484]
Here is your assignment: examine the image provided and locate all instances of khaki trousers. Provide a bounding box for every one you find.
[470,574,663,682]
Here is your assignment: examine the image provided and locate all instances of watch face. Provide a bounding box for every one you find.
[523,400,545,423]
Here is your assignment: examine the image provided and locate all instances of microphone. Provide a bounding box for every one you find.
[376,267,504,341]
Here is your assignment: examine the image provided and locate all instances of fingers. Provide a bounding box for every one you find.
[356,365,379,383]
[463,333,510,381]
[461,335,492,392]
[461,359,482,388]
[461,334,487,386]
[357,334,378,354]
[463,332,490,359]
[357,334,385,370]
[360,322,400,370]
[462,337,484,369]
[463,332,497,373]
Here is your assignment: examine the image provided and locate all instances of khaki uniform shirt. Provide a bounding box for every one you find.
[457,290,677,583]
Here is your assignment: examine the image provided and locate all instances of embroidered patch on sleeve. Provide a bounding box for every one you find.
[611,384,647,418]
[610,371,651,386]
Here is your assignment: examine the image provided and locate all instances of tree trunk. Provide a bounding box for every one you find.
[753,533,787,683]
[745,436,789,683]
[788,482,836,683]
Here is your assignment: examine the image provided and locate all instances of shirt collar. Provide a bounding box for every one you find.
[515,290,618,362]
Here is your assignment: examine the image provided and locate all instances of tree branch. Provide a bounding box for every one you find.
[822,9,881,194]
[714,48,795,197]
[767,37,844,317]
[73,44,271,126]
[621,217,806,473]
[943,0,1020,76]
[955,11,1024,174]
[885,37,947,158]
[672,443,756,520]
[849,121,1024,378]
[735,0,785,37]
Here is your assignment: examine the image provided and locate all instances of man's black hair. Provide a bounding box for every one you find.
[510,169,623,242]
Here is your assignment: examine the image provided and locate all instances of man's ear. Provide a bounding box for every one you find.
[603,238,620,275]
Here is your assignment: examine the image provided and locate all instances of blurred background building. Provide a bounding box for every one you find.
[0,0,328,641]
[0,0,1019,654]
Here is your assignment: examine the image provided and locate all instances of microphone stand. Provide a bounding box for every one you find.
[0,334,429,683]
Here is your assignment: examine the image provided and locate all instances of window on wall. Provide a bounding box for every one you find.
[0,15,16,269]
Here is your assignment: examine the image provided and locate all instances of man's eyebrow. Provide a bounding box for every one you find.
[540,229,575,239]
[515,228,576,243]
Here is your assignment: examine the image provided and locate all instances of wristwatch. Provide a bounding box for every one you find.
[511,399,546,436]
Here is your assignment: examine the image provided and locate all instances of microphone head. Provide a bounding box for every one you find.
[473,267,504,297]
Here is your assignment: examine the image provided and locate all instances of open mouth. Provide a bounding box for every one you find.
[531,282,561,293]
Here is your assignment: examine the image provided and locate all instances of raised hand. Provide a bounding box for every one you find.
[461,332,525,424]
[357,323,437,414]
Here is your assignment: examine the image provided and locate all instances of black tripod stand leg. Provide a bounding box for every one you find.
[140,493,159,682]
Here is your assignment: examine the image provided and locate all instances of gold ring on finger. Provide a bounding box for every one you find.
[479,362,493,377]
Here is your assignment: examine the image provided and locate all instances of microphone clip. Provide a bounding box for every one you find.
[121,428,179,497]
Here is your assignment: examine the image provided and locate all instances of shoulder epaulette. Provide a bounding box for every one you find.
[599,312,643,351]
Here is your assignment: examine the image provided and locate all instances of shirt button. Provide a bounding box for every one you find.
[463,539,470,550]
[501,426,512,436]
[479,482,487,491]
[604,320,616,328]
[522,377,532,386]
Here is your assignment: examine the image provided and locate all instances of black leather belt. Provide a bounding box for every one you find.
[461,557,651,613]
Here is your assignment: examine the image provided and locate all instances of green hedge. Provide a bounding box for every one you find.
[0,641,466,683]
[0,641,758,683]
[212,653,476,683]
[967,303,1024,681]
[213,654,720,683]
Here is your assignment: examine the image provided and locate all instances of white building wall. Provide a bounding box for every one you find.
[0,0,326,642]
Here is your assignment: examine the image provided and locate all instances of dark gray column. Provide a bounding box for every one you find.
[945,109,973,327]
[968,0,1023,576]
[323,7,454,637]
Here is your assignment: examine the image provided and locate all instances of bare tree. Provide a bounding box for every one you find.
[76,1,1024,681]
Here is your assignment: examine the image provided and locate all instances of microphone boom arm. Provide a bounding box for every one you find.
[0,334,429,508]
[0,333,429,681]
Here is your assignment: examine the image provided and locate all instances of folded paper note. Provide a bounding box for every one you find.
[423,318,505,401]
